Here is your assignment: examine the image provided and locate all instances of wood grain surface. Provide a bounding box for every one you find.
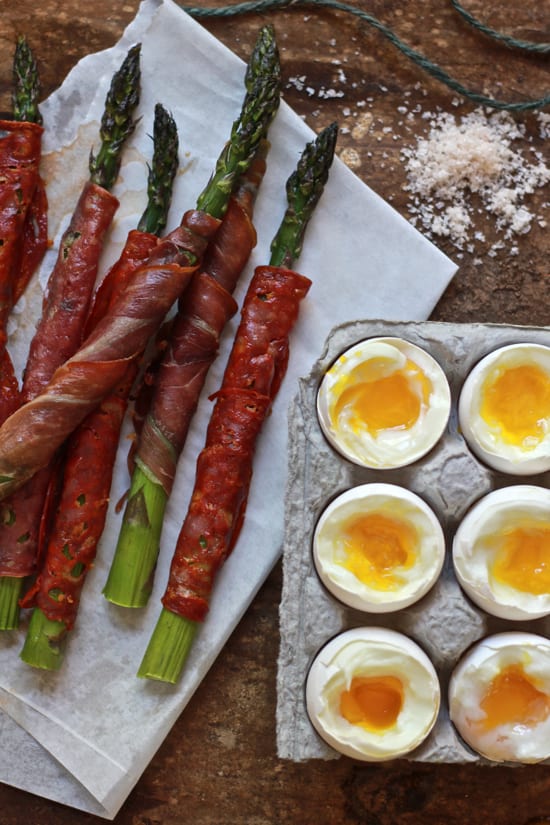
[0,1,549,823]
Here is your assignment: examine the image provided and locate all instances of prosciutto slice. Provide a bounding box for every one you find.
[134,161,263,495]
[19,229,159,621]
[0,119,47,348]
[0,179,120,577]
[162,264,311,622]
[0,210,220,514]
[0,119,48,424]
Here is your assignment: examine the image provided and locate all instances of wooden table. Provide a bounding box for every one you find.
[0,1,549,822]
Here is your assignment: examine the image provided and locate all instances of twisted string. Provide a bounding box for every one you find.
[181,0,550,111]
[450,0,550,55]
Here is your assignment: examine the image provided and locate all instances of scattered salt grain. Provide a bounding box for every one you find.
[401,108,549,253]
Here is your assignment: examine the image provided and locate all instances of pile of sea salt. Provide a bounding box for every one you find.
[401,108,549,257]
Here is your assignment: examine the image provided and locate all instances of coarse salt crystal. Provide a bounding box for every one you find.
[401,108,549,254]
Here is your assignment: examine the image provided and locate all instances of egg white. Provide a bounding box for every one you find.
[449,632,550,764]
[316,337,451,470]
[306,627,440,761]
[453,485,550,620]
[313,483,445,612]
[458,343,550,475]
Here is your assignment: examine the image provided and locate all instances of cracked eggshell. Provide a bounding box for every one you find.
[316,337,451,470]
[458,343,550,475]
[313,483,445,613]
[305,627,441,761]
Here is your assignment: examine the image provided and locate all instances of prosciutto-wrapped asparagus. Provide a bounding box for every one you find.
[0,44,141,629]
[0,37,48,422]
[104,142,268,607]
[139,122,338,683]
[19,104,180,669]
[0,24,281,505]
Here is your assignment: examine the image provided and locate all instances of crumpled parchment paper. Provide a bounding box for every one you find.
[0,2,457,817]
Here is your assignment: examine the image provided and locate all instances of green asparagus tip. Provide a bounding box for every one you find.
[0,575,24,630]
[138,608,198,683]
[195,26,281,220]
[137,102,179,236]
[20,608,68,670]
[12,36,42,125]
[244,24,281,93]
[89,43,142,190]
[270,121,338,268]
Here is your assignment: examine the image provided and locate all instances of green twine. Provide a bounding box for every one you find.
[450,0,550,55]
[181,0,550,111]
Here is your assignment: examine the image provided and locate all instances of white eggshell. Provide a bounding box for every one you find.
[313,483,445,613]
[449,632,550,763]
[453,485,550,620]
[458,343,550,475]
[316,337,451,469]
[305,626,440,761]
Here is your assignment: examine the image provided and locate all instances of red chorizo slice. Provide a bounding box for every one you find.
[161,265,311,622]
[0,212,220,503]
[130,172,262,495]
[0,119,45,342]
[21,179,119,401]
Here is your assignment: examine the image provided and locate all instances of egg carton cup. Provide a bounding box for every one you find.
[276,318,550,764]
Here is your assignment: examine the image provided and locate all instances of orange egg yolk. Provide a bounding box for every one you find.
[340,512,417,591]
[478,664,550,732]
[331,358,431,434]
[490,523,550,596]
[340,675,404,731]
[480,364,550,446]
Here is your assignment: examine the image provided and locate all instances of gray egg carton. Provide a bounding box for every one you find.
[276,319,550,764]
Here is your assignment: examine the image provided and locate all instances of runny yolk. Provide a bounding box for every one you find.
[478,664,550,731]
[340,512,417,591]
[331,358,431,434]
[340,675,404,731]
[490,523,550,596]
[480,364,550,446]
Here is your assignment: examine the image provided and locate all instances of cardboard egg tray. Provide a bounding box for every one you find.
[276,319,550,764]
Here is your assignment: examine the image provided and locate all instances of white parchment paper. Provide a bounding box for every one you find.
[277,319,550,764]
[0,1,457,817]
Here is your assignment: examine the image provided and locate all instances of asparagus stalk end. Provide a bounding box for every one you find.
[138,608,198,683]
[20,608,67,670]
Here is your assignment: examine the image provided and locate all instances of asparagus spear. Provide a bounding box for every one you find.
[138,122,338,684]
[102,25,281,608]
[89,43,141,191]
[12,35,42,125]
[20,103,179,670]
[0,45,141,630]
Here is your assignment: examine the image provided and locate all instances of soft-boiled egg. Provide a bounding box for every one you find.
[316,337,451,469]
[458,342,550,475]
[453,485,550,620]
[313,483,445,612]
[306,627,440,760]
[449,632,550,763]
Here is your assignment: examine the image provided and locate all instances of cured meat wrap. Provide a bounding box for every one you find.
[19,229,160,620]
[162,264,312,622]
[0,180,119,578]
[0,119,48,423]
[133,153,265,496]
[0,119,47,341]
[0,209,220,504]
